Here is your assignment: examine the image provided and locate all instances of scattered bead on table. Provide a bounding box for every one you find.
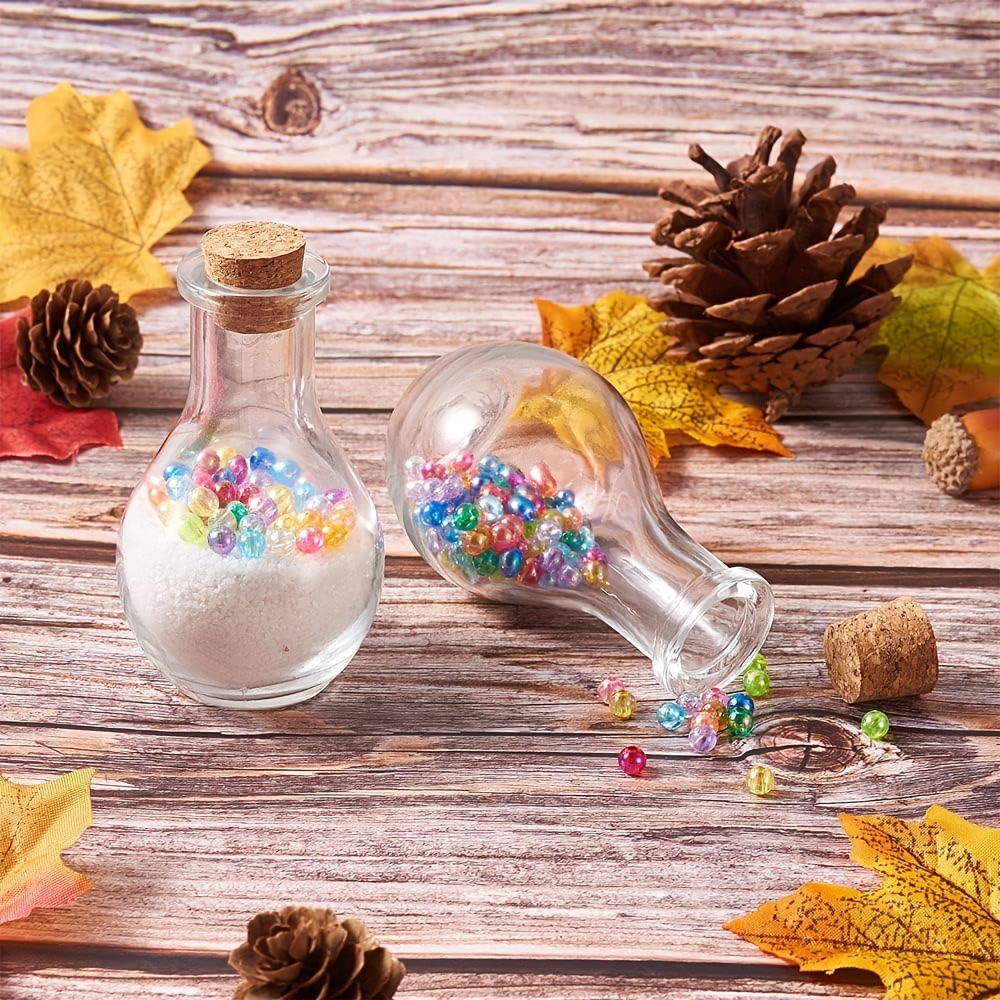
[609,689,636,720]
[860,709,891,740]
[746,763,775,796]
[618,745,647,777]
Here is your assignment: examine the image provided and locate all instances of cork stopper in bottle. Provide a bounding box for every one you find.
[200,222,307,333]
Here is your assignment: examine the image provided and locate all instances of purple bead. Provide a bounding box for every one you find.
[536,520,564,545]
[207,526,236,555]
[677,692,702,713]
[228,455,249,485]
[688,724,718,754]
[425,528,445,555]
[507,470,526,487]
[556,565,582,588]
[539,546,565,572]
[324,488,350,505]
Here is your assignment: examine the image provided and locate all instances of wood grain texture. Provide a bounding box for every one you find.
[1,1,998,203]
[2,4,999,998]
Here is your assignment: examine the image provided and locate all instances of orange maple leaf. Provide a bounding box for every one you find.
[0,768,95,924]
[536,290,791,465]
[726,806,1000,1000]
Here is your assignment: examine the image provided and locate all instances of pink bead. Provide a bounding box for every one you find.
[451,451,475,473]
[324,488,350,505]
[198,449,220,472]
[528,462,557,496]
[618,745,647,777]
[701,686,728,707]
[507,469,526,487]
[481,483,506,500]
[489,515,523,552]
[295,526,324,553]
[421,459,446,480]
[597,676,625,703]
[228,455,249,485]
[192,467,215,490]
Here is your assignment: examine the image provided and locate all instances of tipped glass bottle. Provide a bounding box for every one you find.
[386,342,773,697]
[117,222,383,708]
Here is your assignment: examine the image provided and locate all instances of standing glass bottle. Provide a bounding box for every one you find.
[117,222,383,708]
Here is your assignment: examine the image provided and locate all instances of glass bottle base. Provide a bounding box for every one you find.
[170,673,336,710]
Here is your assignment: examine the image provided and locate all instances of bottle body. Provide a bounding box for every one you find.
[386,342,772,697]
[117,248,383,708]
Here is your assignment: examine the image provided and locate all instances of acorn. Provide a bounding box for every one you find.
[922,410,1000,496]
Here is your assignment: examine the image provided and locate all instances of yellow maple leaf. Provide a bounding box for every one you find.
[0,768,94,924]
[0,83,210,303]
[726,806,1000,1000]
[536,290,791,463]
[859,236,1000,424]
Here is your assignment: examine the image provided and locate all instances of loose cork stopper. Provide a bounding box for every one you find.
[923,413,977,496]
[201,222,306,289]
[823,597,938,704]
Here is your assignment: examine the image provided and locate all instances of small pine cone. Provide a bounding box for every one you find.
[15,279,142,408]
[229,906,405,1000]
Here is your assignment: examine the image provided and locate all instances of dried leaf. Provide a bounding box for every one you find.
[860,236,1000,424]
[0,768,95,924]
[726,806,1000,1000]
[0,82,210,303]
[537,290,791,463]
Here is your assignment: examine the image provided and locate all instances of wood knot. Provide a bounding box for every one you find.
[262,69,322,136]
[757,715,863,774]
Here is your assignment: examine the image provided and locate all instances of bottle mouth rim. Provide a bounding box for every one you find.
[652,567,774,697]
[176,248,331,314]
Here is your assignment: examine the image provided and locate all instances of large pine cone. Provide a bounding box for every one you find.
[15,279,142,408]
[229,907,405,1000]
[644,126,913,419]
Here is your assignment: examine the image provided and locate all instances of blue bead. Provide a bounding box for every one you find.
[238,528,266,559]
[271,459,300,485]
[727,692,755,715]
[440,519,461,544]
[553,488,575,509]
[479,454,502,476]
[217,468,237,484]
[506,494,535,520]
[469,474,488,491]
[478,495,504,522]
[500,548,523,578]
[293,481,318,509]
[418,500,447,527]
[656,701,688,731]
[249,447,276,471]
[163,462,190,481]
[165,472,192,500]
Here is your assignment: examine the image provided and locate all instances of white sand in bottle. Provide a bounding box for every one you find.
[118,496,378,697]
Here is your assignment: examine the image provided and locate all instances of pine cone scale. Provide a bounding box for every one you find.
[646,126,912,414]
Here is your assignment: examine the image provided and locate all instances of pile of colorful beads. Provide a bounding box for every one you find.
[651,653,771,754]
[145,445,357,560]
[404,452,610,591]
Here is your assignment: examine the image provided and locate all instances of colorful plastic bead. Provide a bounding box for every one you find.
[597,676,625,703]
[228,454,249,485]
[860,709,890,741]
[618,745,647,777]
[227,501,249,524]
[207,525,236,555]
[692,710,723,733]
[742,666,771,698]
[655,701,688,731]
[296,526,325,554]
[677,692,702,714]
[187,486,220,519]
[176,512,207,545]
[727,707,754,737]
[747,651,768,673]
[727,692,754,715]
[271,459,300,486]
[700,687,728,712]
[249,446,276,471]
[267,527,296,559]
[746,764,775,796]
[688,724,717,754]
[609,689,636,720]
[238,527,266,559]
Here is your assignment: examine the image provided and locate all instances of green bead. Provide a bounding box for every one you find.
[176,511,208,545]
[561,530,587,551]
[727,707,754,737]
[472,550,501,577]
[743,666,771,698]
[748,651,768,672]
[227,500,249,523]
[860,709,890,741]
[452,503,480,532]
[522,521,537,538]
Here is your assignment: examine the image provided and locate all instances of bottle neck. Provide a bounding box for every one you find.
[183,304,321,424]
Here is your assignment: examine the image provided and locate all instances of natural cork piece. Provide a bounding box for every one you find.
[201,221,306,290]
[824,597,938,704]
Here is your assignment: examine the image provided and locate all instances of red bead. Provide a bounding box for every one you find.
[239,484,262,506]
[214,480,238,506]
[516,557,543,587]
[618,745,647,777]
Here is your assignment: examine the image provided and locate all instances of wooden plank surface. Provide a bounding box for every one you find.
[1,2,999,998]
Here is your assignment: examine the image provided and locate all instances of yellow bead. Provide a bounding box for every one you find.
[322,523,349,550]
[609,689,636,720]
[746,764,775,797]
[187,485,219,519]
[176,511,208,545]
[216,446,236,467]
[275,513,298,532]
[298,509,323,530]
[266,484,295,516]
